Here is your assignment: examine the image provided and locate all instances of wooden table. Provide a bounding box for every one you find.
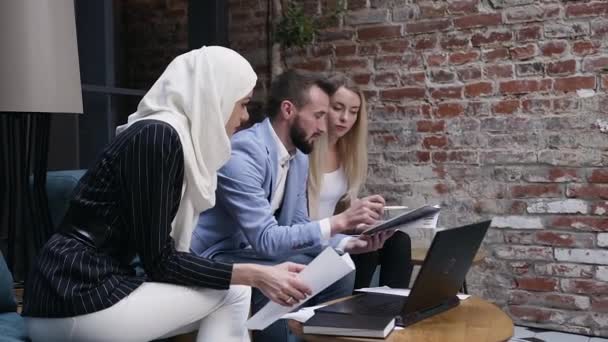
[289,296,513,342]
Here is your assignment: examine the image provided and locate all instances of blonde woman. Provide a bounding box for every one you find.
[308,75,413,290]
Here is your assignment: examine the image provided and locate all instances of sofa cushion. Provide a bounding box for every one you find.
[46,170,86,228]
[0,252,17,313]
[0,312,28,341]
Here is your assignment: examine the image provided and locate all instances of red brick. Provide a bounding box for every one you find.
[454,13,502,29]
[417,151,431,162]
[292,60,329,72]
[432,152,447,163]
[516,25,542,42]
[414,35,438,50]
[589,170,608,183]
[562,279,608,295]
[483,47,510,62]
[551,216,608,232]
[592,297,608,312]
[310,45,334,57]
[426,53,447,66]
[401,72,426,86]
[434,183,449,194]
[591,202,608,216]
[535,232,578,247]
[540,40,568,57]
[492,100,520,114]
[485,64,514,79]
[335,44,357,56]
[511,184,561,198]
[465,81,494,97]
[435,102,465,118]
[572,40,600,56]
[456,66,482,81]
[406,19,451,34]
[566,2,608,17]
[507,5,560,23]
[379,40,410,53]
[380,87,426,100]
[553,97,579,113]
[347,0,367,10]
[358,44,379,56]
[582,56,608,72]
[417,120,445,133]
[352,73,372,85]
[449,51,480,65]
[545,293,590,310]
[554,76,596,92]
[334,58,368,70]
[374,72,400,87]
[471,31,512,46]
[602,74,608,90]
[357,25,402,41]
[547,60,577,76]
[448,0,479,14]
[522,98,552,114]
[430,86,463,99]
[499,79,552,94]
[440,34,470,50]
[422,135,448,149]
[567,184,608,200]
[419,2,447,18]
[516,277,558,292]
[591,19,608,38]
[509,306,557,322]
[510,43,537,60]
[430,69,457,83]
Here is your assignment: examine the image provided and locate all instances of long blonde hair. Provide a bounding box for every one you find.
[308,75,369,219]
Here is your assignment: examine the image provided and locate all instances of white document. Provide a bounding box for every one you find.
[246,248,356,330]
[279,303,329,323]
[356,286,471,300]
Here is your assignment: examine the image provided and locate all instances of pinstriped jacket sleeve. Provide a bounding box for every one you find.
[119,122,233,289]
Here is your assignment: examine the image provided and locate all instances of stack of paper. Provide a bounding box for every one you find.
[246,248,355,330]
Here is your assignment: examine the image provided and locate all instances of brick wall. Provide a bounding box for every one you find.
[119,0,189,90]
[229,0,608,336]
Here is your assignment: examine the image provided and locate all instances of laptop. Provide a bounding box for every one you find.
[317,220,491,327]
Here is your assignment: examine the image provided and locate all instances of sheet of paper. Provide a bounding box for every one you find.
[356,286,471,300]
[246,248,356,330]
[279,303,329,323]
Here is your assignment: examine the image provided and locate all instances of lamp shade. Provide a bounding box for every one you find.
[0,0,83,113]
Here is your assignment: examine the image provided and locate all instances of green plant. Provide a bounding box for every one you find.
[274,1,345,49]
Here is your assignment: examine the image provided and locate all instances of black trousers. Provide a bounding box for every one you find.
[350,231,413,290]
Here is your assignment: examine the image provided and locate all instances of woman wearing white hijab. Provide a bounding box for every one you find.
[23,46,311,342]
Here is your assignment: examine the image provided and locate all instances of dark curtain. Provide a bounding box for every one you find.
[0,112,53,282]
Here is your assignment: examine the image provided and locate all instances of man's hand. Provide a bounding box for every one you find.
[343,230,395,255]
[330,195,385,235]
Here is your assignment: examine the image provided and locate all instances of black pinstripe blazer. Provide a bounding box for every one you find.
[23,120,234,318]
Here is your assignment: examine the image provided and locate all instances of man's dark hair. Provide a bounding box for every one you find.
[267,70,336,119]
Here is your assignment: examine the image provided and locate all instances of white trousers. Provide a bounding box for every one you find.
[26,282,251,342]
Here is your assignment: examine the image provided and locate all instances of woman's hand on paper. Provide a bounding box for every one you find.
[343,229,395,254]
[252,262,312,307]
[330,195,385,235]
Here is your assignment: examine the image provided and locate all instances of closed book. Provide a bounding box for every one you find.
[303,312,395,338]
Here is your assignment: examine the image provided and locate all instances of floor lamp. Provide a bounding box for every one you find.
[0,0,83,282]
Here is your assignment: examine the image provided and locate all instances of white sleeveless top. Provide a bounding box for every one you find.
[317,167,348,218]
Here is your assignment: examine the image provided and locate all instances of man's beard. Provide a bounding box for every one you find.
[290,117,314,154]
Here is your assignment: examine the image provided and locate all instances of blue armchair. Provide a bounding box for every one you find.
[0,251,28,341]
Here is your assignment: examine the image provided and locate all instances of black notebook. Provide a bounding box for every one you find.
[303,312,395,338]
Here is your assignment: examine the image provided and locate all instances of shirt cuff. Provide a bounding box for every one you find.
[335,236,353,254]
[319,218,331,241]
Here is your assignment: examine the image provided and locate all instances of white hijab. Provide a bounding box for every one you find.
[116,46,257,251]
